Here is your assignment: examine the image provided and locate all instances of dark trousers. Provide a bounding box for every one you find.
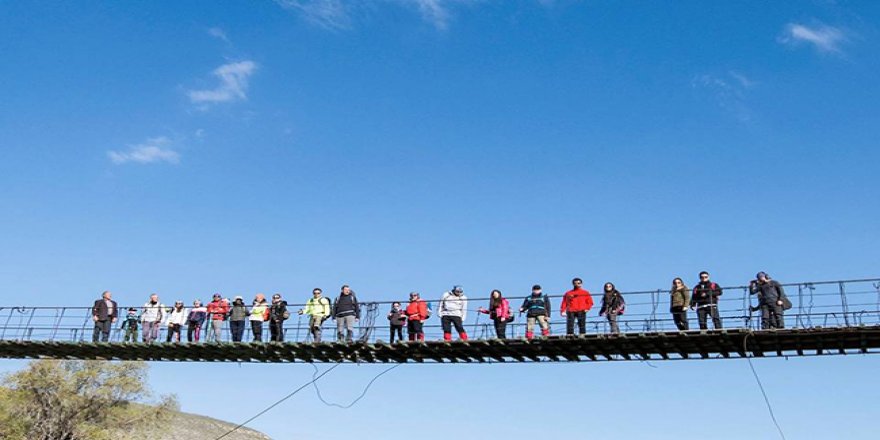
[760,304,785,329]
[166,324,182,342]
[606,312,619,334]
[390,324,404,343]
[407,320,424,340]
[93,320,111,342]
[441,316,465,334]
[187,323,202,342]
[269,319,284,342]
[697,305,722,330]
[230,320,245,342]
[493,318,508,339]
[251,321,263,342]
[671,308,689,330]
[566,311,587,335]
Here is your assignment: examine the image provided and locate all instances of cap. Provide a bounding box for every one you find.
[127,307,137,312]
[532,284,542,290]
[453,285,463,293]
[234,295,243,301]
[756,271,768,279]
[409,291,419,297]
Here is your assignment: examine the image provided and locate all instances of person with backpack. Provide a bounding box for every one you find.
[749,272,788,329]
[598,282,625,335]
[187,299,208,342]
[691,271,723,329]
[561,277,594,335]
[120,308,139,343]
[140,293,165,344]
[333,285,360,343]
[228,296,248,342]
[299,288,331,342]
[478,289,511,339]
[165,300,188,343]
[405,292,429,342]
[249,293,269,342]
[206,293,229,342]
[439,285,469,341]
[269,293,289,342]
[669,278,690,331]
[520,284,551,340]
[387,302,407,343]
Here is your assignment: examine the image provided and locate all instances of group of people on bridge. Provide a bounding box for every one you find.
[89,271,790,344]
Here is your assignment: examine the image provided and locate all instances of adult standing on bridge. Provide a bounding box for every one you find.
[91,290,118,342]
[206,293,229,342]
[228,296,248,342]
[521,284,551,339]
[598,282,625,334]
[561,277,593,335]
[478,289,511,339]
[439,285,469,341]
[165,300,188,343]
[333,285,360,342]
[269,293,289,342]
[691,271,723,330]
[249,293,269,342]
[299,288,331,342]
[187,300,207,342]
[140,293,165,344]
[750,272,789,329]
[670,278,690,330]
[405,292,429,342]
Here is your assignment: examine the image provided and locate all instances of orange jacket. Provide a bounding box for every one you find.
[406,300,429,321]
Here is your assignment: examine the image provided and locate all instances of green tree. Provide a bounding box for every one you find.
[1,360,177,440]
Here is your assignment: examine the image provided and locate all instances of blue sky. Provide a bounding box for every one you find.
[1,1,879,438]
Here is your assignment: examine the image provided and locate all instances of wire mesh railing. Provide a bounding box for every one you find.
[1,278,878,344]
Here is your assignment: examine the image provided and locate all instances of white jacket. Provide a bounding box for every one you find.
[167,308,188,326]
[438,292,468,320]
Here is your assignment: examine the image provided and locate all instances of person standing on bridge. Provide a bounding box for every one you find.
[249,293,269,342]
[387,302,407,343]
[299,288,331,342]
[405,292,429,342]
[91,290,118,342]
[521,284,551,339]
[269,293,289,342]
[561,277,593,335]
[206,293,229,342]
[165,300,188,343]
[121,308,139,342]
[749,272,788,329]
[439,285,469,341]
[478,289,511,339]
[333,285,360,343]
[691,271,723,330]
[187,299,207,342]
[140,293,165,344]
[228,296,248,342]
[598,282,625,335]
[670,278,690,330]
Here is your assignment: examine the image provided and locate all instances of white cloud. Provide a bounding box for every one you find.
[275,0,351,30]
[108,137,180,165]
[692,72,753,123]
[779,22,846,53]
[207,27,230,43]
[187,60,257,105]
[413,0,452,30]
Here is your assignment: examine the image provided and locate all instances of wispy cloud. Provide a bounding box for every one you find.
[412,0,452,30]
[692,72,755,123]
[187,60,258,105]
[275,0,352,30]
[207,27,230,43]
[108,137,180,165]
[779,22,847,53]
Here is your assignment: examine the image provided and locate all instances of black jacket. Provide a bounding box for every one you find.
[691,281,722,307]
[334,293,360,318]
[92,299,119,321]
[750,280,786,305]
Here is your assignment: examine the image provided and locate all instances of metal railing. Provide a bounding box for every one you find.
[1,278,878,344]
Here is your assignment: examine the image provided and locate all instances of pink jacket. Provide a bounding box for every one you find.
[479,298,510,320]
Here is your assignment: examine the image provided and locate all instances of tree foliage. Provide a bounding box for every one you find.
[1,360,178,440]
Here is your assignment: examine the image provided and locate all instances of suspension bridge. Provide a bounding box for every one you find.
[1,278,878,363]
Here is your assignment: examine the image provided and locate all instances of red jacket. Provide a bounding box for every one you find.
[406,300,429,321]
[479,298,510,320]
[561,288,594,313]
[206,299,229,321]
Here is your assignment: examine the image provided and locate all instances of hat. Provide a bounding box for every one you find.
[756,271,769,279]
[532,284,542,290]
[453,285,463,293]
[213,293,221,298]
[234,295,243,301]
[127,308,137,312]
[409,291,419,297]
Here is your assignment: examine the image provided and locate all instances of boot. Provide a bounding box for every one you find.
[525,331,534,340]
[459,332,468,341]
[443,332,452,341]
[541,328,550,337]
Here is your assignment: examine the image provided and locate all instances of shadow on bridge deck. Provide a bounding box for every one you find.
[1,326,879,363]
